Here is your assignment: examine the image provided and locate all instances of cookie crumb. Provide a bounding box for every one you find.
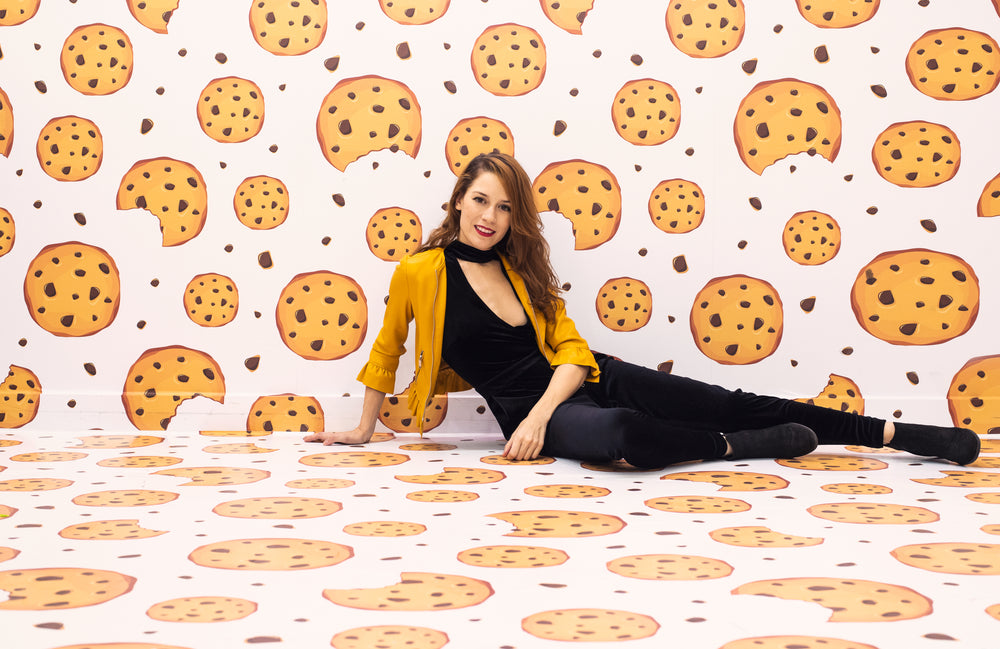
[215,52,227,64]
[332,194,346,206]
[396,42,411,59]
[673,255,688,272]
[444,80,457,93]
[749,197,762,210]
[258,251,273,269]
[34,80,47,93]
[871,84,887,98]
[800,297,816,312]
[321,236,331,245]
[871,46,880,54]
[638,248,647,256]
[774,24,783,33]
[178,48,187,56]
[553,120,567,136]
[814,45,829,63]
[245,356,261,371]
[324,56,340,71]
[84,363,97,376]
[906,371,919,385]
[842,346,854,355]
[657,361,674,374]
[74,213,86,225]
[141,119,154,134]
[630,54,643,65]
[742,59,757,74]
[920,219,937,232]
[738,240,748,249]
[593,50,602,58]
[867,206,878,215]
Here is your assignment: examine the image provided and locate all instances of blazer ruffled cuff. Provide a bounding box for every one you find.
[356,362,396,395]
[551,346,600,381]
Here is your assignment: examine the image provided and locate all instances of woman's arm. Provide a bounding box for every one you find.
[503,363,589,460]
[304,385,385,445]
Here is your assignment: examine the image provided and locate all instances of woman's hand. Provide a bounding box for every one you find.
[504,414,546,460]
[304,426,374,446]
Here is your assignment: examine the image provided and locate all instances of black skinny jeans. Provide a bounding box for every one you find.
[489,353,886,468]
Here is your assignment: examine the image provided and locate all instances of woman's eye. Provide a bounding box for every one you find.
[500,204,511,212]
[474,196,486,203]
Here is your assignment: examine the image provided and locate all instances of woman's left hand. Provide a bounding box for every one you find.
[504,415,546,461]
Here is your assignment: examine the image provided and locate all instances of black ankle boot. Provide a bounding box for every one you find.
[887,423,980,465]
[723,423,818,460]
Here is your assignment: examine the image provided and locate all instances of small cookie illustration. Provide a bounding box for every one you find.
[822,483,892,495]
[0,0,40,26]
[60,24,134,95]
[540,0,595,34]
[0,365,41,429]
[0,478,73,492]
[872,121,960,188]
[596,277,652,332]
[913,470,1000,488]
[523,484,610,498]
[0,208,12,256]
[722,637,878,649]
[690,274,783,365]
[366,207,422,261]
[0,567,136,610]
[201,442,276,454]
[316,75,422,172]
[660,471,789,492]
[400,442,458,451]
[794,0,880,28]
[808,502,939,525]
[0,86,13,157]
[796,374,864,415]
[24,241,121,337]
[59,519,167,540]
[782,210,841,265]
[979,172,1000,217]
[213,496,342,519]
[445,116,514,176]
[323,572,493,611]
[332,626,449,649]
[522,609,659,642]
[276,270,368,361]
[709,526,824,548]
[457,545,569,568]
[73,434,164,448]
[481,454,555,465]
[183,273,238,327]
[666,0,745,58]
[116,157,209,247]
[197,77,265,143]
[608,554,733,580]
[648,179,705,234]
[533,160,622,250]
[126,0,179,34]
[396,467,505,485]
[234,175,289,230]
[250,0,328,55]
[906,28,1000,101]
[286,477,355,489]
[122,346,225,431]
[776,454,888,471]
[407,489,479,503]
[153,467,269,486]
[11,451,87,462]
[342,521,426,537]
[471,23,546,97]
[96,456,181,468]
[733,577,932,622]
[300,451,409,468]
[488,510,626,537]
[378,0,450,25]
[612,79,681,145]
[189,538,352,571]
[36,116,103,181]
[948,355,1000,435]
[734,78,842,175]
[147,596,257,623]
[850,249,979,346]
[247,394,325,433]
[645,495,751,514]
[892,542,1000,575]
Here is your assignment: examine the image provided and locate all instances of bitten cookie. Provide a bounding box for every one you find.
[722,637,877,649]
[154,466,269,486]
[189,538,353,570]
[332,626,449,649]
[0,85,14,157]
[533,159,622,250]
[948,355,1000,435]
[116,157,209,246]
[378,0,450,25]
[0,365,41,428]
[709,525,824,548]
[871,120,960,188]
[978,172,1000,217]
[60,23,134,95]
[24,241,121,337]
[540,0,595,34]
[648,179,705,234]
[665,0,746,58]
[850,248,979,345]
[0,0,40,26]
[213,497,341,519]
[783,210,841,265]
[471,23,547,96]
[234,175,288,230]
[892,543,1000,575]
[183,273,238,327]
[457,545,569,568]
[147,596,257,623]
[250,0,328,55]
[793,0,880,28]
[733,577,932,622]
[445,116,514,176]
[0,207,14,256]
[913,470,1000,487]
[396,467,505,485]
[0,567,136,610]
[596,277,652,332]
[121,345,226,430]
[690,275,783,365]
[366,207,422,261]
[776,454,888,471]
[316,75,422,172]
[300,451,409,468]
[275,270,368,360]
[36,116,103,181]
[607,554,733,580]
[488,510,626,537]
[324,572,493,611]
[197,77,265,143]
[612,79,681,145]
[59,519,166,540]
[660,471,789,492]
[247,393,325,432]
[906,28,1000,101]
[734,78,841,175]
[126,0,179,34]
[796,373,864,415]
[522,609,659,642]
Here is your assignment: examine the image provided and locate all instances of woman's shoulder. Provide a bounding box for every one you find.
[397,246,445,273]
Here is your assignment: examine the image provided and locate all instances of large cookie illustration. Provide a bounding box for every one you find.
[332,625,449,649]
[116,157,209,246]
[796,374,864,415]
[948,355,1000,435]
[892,543,1000,575]
[872,121,960,188]
[250,0,328,55]
[690,274,783,365]
[595,277,652,332]
[121,345,226,430]
[850,249,979,345]
[733,577,932,622]
[323,572,493,611]
[0,0,40,26]
[533,159,622,250]
[247,393,325,432]
[0,567,136,609]
[197,76,265,143]
[471,23,546,96]
[523,609,659,642]
[36,116,103,181]
[276,271,368,360]
[612,79,681,145]
[0,365,41,428]
[488,510,626,537]
[666,0,745,58]
[316,75,421,171]
[794,0,880,28]
[189,538,353,570]
[734,78,841,175]
[906,28,1000,101]
[60,23,134,95]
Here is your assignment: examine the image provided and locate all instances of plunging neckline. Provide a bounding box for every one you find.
[454,257,529,329]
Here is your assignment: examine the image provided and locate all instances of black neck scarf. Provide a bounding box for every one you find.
[447,239,500,264]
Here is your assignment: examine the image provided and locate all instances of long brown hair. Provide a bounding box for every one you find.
[420,152,562,318]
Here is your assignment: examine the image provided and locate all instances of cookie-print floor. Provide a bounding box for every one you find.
[2,426,998,649]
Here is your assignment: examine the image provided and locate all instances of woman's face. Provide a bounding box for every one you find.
[454,171,511,250]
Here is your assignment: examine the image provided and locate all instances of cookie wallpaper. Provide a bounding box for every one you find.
[2,1,1000,647]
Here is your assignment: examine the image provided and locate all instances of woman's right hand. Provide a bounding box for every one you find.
[303,426,374,446]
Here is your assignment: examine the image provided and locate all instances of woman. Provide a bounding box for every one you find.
[305,153,980,468]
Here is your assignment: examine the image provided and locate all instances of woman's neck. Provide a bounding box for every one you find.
[447,239,500,264]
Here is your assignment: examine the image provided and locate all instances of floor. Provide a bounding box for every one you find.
[2,425,998,649]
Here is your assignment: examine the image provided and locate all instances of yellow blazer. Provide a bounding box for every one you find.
[357,247,600,432]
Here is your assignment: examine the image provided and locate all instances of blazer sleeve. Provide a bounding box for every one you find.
[356,260,413,394]
[544,298,600,381]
